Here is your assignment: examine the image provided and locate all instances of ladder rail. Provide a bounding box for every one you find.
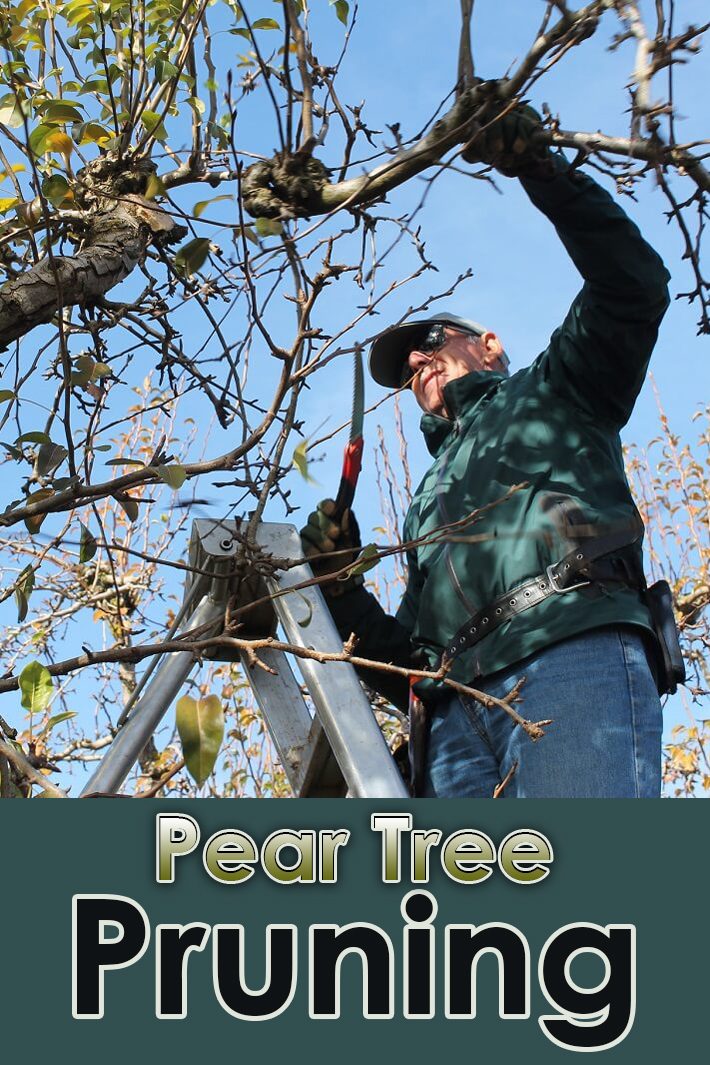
[256,523,408,798]
[79,593,224,796]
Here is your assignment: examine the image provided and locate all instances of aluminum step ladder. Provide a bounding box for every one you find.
[81,520,408,798]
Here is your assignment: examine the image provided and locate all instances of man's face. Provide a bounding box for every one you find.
[404,326,506,417]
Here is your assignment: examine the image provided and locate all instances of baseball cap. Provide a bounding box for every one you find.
[368,312,490,388]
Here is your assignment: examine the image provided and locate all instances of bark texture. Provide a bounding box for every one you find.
[0,198,184,350]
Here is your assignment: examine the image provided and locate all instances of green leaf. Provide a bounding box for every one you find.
[255,216,283,238]
[141,110,168,143]
[17,431,52,445]
[330,0,349,24]
[252,17,280,29]
[340,542,380,580]
[155,58,179,83]
[19,565,34,596]
[193,194,232,218]
[36,441,68,478]
[40,101,84,123]
[15,587,29,623]
[1,441,23,460]
[29,124,73,158]
[144,173,166,200]
[156,463,187,489]
[0,390,15,403]
[14,566,33,623]
[65,0,95,26]
[40,710,77,738]
[19,660,54,714]
[292,439,315,482]
[24,488,54,533]
[71,353,99,386]
[237,224,259,246]
[105,457,145,467]
[42,174,72,208]
[52,477,77,490]
[176,694,224,787]
[79,521,97,562]
[117,495,139,523]
[0,93,27,128]
[174,236,211,277]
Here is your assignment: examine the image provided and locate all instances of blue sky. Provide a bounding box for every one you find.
[1,0,707,791]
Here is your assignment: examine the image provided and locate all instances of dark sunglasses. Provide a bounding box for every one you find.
[399,324,448,388]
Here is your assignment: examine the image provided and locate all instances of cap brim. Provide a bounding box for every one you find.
[368,322,430,389]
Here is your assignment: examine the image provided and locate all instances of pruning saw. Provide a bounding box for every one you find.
[332,346,364,521]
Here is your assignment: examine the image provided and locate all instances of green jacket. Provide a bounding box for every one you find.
[330,157,670,710]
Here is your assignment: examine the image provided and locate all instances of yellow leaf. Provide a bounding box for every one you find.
[0,164,26,182]
[43,130,74,159]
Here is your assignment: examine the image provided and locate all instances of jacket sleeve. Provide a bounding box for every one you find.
[326,554,420,712]
[520,155,670,429]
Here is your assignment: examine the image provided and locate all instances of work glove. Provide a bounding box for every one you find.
[462,81,555,179]
[300,498,364,598]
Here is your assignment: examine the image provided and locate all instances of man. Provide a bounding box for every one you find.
[301,97,671,798]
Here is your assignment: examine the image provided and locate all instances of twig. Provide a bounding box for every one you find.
[135,758,185,798]
[493,759,518,798]
[0,738,68,798]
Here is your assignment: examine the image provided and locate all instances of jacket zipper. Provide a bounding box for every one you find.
[434,425,479,616]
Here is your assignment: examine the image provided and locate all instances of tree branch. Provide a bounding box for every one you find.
[0,199,185,350]
[0,738,68,798]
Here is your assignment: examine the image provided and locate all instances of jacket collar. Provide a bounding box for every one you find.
[420,369,507,456]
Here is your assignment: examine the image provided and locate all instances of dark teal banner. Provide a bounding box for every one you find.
[3,800,706,1059]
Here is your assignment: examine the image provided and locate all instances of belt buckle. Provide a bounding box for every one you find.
[546,563,591,594]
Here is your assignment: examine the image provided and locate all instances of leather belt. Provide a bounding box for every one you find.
[441,525,644,668]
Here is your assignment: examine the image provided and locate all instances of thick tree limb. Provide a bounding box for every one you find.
[457,0,476,95]
[0,199,184,350]
[241,1,612,219]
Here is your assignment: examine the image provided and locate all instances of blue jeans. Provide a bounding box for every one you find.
[422,627,662,798]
